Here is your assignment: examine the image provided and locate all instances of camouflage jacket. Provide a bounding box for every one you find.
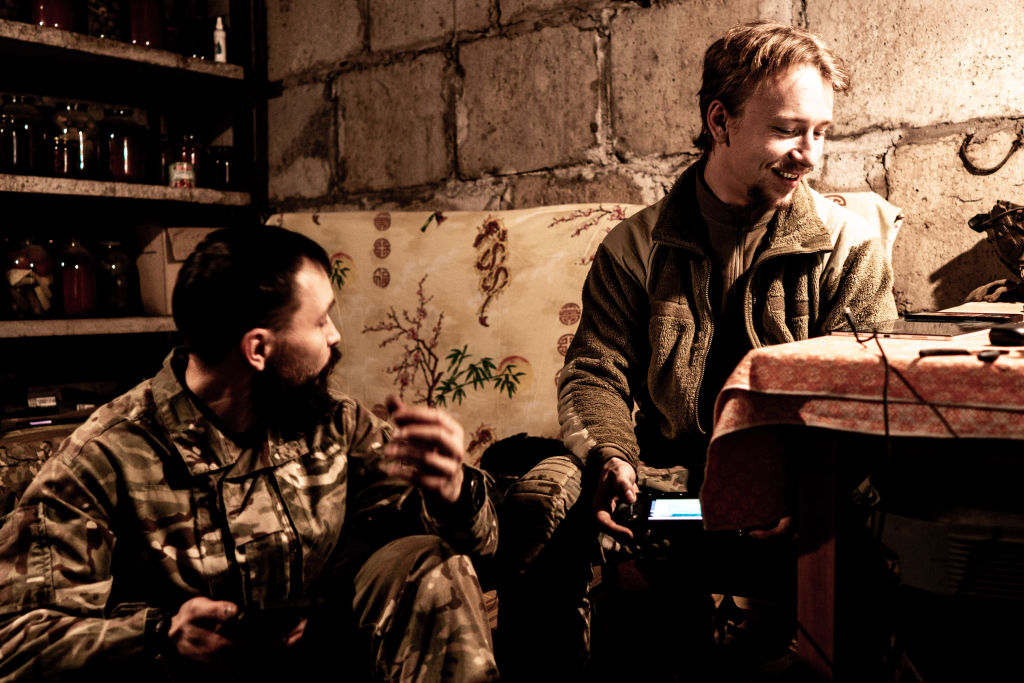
[0,350,498,680]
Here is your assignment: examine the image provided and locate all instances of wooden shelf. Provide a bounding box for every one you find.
[0,174,251,206]
[0,19,244,80]
[0,316,176,338]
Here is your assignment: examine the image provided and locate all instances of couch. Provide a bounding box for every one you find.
[269,193,902,476]
[1,194,903,519]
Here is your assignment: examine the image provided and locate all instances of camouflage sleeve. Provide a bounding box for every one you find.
[336,399,498,560]
[422,465,499,559]
[0,453,163,678]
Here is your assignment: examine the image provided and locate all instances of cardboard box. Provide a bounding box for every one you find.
[136,225,217,315]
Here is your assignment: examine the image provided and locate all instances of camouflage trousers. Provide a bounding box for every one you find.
[353,535,499,683]
[494,454,691,681]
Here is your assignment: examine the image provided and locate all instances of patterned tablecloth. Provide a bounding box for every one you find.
[700,331,1024,531]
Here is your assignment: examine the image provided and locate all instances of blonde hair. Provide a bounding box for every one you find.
[694,22,850,154]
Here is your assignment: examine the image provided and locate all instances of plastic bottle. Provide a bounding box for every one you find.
[213,16,226,63]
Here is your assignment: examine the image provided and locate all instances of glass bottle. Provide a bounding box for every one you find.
[59,238,97,316]
[0,95,47,176]
[52,102,100,179]
[95,240,137,315]
[100,107,148,182]
[6,236,55,318]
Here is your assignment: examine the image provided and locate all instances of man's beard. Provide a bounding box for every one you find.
[252,346,342,433]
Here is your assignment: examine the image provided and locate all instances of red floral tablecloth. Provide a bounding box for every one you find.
[701,332,1024,531]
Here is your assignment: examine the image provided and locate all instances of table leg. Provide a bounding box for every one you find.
[796,446,838,680]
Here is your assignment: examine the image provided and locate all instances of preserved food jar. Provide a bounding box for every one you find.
[58,238,97,316]
[129,0,165,48]
[101,107,148,182]
[95,240,137,315]
[6,236,55,318]
[52,102,100,178]
[33,0,79,31]
[208,144,234,189]
[0,95,48,176]
[167,132,203,188]
[87,0,127,40]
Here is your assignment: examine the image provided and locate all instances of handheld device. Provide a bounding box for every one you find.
[612,490,703,549]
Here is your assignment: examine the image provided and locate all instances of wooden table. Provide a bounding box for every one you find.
[700,328,1024,680]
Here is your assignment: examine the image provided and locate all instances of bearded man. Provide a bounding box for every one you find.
[0,226,499,682]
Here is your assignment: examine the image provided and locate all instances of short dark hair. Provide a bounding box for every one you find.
[694,21,850,155]
[172,225,331,364]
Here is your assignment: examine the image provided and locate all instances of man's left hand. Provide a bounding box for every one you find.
[382,395,465,504]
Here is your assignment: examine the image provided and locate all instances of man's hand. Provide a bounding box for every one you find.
[168,597,240,663]
[169,597,308,664]
[382,395,465,504]
[592,452,639,537]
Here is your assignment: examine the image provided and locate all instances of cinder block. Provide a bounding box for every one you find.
[810,131,900,194]
[336,54,451,192]
[501,0,597,22]
[888,129,1023,311]
[370,0,490,52]
[609,0,790,158]
[510,171,644,207]
[268,83,333,202]
[458,26,599,176]
[268,0,363,81]
[809,0,1024,133]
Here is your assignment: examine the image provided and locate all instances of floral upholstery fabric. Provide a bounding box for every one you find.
[271,205,645,465]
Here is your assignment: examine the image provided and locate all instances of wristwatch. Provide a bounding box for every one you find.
[455,466,487,517]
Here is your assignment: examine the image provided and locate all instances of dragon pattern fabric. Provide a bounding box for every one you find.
[0,349,498,682]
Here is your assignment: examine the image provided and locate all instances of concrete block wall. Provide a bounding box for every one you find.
[266,0,1024,312]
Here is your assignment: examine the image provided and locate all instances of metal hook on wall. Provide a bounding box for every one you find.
[959,126,1024,176]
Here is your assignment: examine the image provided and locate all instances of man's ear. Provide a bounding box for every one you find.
[240,328,273,372]
[707,100,731,146]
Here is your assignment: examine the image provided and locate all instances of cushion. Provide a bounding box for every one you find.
[272,204,644,464]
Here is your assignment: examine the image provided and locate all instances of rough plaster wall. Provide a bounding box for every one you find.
[266,0,1024,312]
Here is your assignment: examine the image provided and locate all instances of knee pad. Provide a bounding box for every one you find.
[498,455,585,569]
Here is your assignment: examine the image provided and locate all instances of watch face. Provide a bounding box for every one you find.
[468,468,487,510]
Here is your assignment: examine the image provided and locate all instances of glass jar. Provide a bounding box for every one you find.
[32,0,79,31]
[100,107,148,182]
[207,144,234,189]
[0,113,17,174]
[0,95,48,176]
[129,0,165,49]
[87,0,127,40]
[52,102,100,179]
[6,236,55,318]
[169,132,203,188]
[58,238,97,316]
[95,240,137,315]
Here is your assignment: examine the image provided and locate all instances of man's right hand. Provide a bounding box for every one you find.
[592,452,639,537]
[169,597,241,663]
